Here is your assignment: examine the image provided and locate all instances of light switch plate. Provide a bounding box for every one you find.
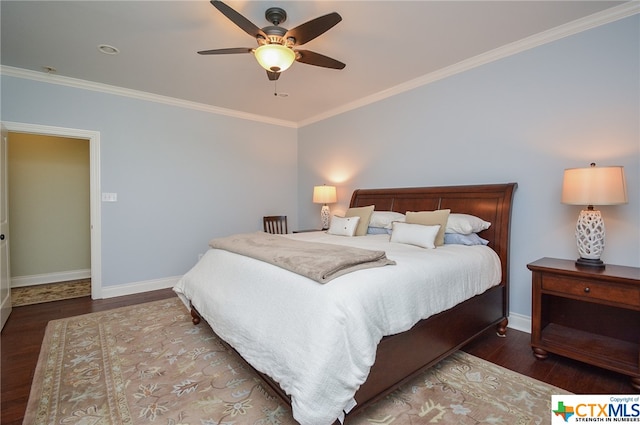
[102,192,117,202]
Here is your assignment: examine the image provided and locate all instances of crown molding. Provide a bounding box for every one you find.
[298,1,640,128]
[0,65,298,129]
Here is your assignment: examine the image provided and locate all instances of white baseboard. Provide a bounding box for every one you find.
[11,269,91,288]
[99,276,180,299]
[507,311,531,334]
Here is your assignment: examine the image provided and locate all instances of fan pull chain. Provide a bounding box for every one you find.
[273,81,288,97]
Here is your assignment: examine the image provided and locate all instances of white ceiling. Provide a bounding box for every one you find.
[1,1,634,126]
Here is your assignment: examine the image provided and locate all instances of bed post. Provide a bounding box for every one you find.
[497,318,508,337]
[190,305,202,325]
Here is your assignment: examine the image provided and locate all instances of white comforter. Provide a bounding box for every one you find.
[173,232,501,425]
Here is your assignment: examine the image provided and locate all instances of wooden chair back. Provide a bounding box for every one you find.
[263,215,288,234]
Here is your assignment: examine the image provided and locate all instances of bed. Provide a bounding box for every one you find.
[174,183,517,424]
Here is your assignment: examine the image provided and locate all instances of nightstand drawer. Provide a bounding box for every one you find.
[542,275,639,308]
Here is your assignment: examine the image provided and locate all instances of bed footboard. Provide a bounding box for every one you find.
[348,284,506,416]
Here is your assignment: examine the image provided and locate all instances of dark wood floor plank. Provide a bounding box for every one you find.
[1,289,636,424]
[463,327,636,394]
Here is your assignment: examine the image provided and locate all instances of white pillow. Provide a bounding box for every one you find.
[390,222,440,249]
[405,209,450,246]
[446,213,491,235]
[327,216,360,237]
[369,211,406,229]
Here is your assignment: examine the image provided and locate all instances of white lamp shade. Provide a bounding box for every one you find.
[561,165,628,206]
[254,44,296,72]
[313,185,337,204]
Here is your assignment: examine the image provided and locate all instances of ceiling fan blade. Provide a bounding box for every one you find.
[296,50,345,70]
[210,0,267,40]
[285,12,342,46]
[267,71,280,81]
[197,47,252,55]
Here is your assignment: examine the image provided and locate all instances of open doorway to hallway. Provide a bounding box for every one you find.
[1,121,102,305]
[8,133,91,305]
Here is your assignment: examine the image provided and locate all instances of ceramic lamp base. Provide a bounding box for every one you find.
[320,205,330,230]
[575,208,605,268]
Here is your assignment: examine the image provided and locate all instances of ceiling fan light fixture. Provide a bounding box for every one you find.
[254,44,296,73]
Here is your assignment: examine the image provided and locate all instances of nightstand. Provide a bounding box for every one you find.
[527,257,640,390]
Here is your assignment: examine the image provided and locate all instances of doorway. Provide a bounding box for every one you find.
[1,121,102,300]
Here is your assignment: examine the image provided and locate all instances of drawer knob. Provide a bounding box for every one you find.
[584,287,590,293]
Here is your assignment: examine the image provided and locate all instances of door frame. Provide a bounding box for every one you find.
[2,121,102,299]
[1,124,11,329]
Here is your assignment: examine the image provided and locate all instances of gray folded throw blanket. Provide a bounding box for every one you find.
[209,232,395,283]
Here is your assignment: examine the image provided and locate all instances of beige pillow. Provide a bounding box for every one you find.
[405,209,451,246]
[345,205,375,236]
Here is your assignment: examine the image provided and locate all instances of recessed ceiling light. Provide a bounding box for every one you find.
[98,44,119,55]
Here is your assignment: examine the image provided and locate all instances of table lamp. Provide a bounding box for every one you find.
[313,185,337,230]
[561,163,628,268]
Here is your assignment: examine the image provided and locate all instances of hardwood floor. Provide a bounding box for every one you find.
[463,325,635,395]
[1,289,636,424]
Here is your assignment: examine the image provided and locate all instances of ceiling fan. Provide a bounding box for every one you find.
[198,0,346,81]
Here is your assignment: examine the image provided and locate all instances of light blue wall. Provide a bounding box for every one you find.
[1,77,298,286]
[298,15,640,318]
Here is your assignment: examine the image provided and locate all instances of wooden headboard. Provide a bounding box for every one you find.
[350,183,517,289]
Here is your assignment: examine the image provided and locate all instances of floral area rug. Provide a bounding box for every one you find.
[12,279,91,306]
[24,297,569,425]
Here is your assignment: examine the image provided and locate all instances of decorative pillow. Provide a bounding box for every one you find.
[446,213,491,235]
[345,205,375,236]
[369,211,406,229]
[390,222,440,249]
[405,209,450,246]
[367,226,392,235]
[327,216,360,237]
[444,233,489,246]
